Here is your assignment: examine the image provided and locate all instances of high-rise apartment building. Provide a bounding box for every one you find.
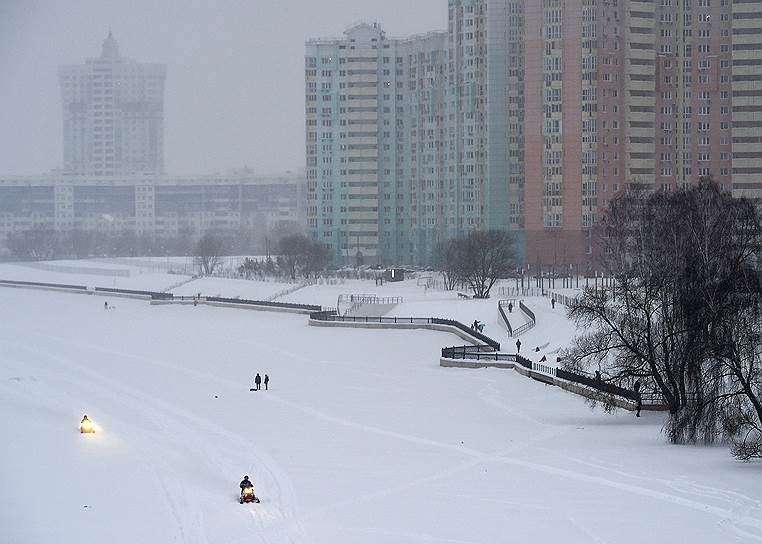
[59,32,166,177]
[308,2,762,266]
[306,22,453,265]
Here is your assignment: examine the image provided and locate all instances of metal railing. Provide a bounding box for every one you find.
[547,291,580,308]
[311,311,500,350]
[205,296,320,311]
[555,368,639,401]
[497,286,545,297]
[511,300,536,336]
[533,362,557,376]
[338,294,404,305]
[498,301,513,336]
[441,346,532,367]
[94,287,173,300]
[0,279,88,291]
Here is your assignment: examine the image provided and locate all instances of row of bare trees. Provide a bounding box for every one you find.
[435,230,516,298]
[5,226,275,262]
[565,180,762,458]
[193,232,331,279]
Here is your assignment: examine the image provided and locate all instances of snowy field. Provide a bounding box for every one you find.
[170,276,298,301]
[2,274,762,543]
[0,261,189,292]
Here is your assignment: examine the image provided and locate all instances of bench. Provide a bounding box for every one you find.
[457,292,471,299]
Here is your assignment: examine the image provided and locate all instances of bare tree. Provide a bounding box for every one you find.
[278,234,329,279]
[566,179,762,445]
[434,238,466,291]
[302,239,331,278]
[194,231,226,275]
[6,227,58,260]
[716,299,762,459]
[459,230,515,299]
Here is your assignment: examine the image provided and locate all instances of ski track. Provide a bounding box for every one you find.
[306,523,484,544]
[0,332,307,544]
[568,516,611,544]
[3,310,762,542]
[544,448,762,541]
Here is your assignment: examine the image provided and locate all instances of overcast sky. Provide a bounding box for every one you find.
[0,0,446,176]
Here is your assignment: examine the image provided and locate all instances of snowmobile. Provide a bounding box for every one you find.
[240,485,260,504]
[80,416,95,434]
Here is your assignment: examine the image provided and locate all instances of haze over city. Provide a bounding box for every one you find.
[0,0,445,176]
[2,1,762,543]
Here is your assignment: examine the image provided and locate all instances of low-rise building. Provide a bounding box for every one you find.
[0,171,306,250]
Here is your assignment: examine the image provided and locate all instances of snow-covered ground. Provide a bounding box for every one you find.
[1,273,761,543]
[170,276,299,301]
[0,261,188,292]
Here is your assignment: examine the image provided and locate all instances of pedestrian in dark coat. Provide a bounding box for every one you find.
[104,301,108,310]
[254,373,262,391]
[515,339,522,354]
[264,374,269,391]
[634,380,642,417]
[551,298,556,309]
[508,302,513,313]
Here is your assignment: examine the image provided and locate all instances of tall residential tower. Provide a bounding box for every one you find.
[59,32,166,177]
[308,2,762,266]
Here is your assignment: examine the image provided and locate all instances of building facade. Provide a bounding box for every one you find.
[309,1,762,266]
[59,32,166,177]
[0,172,306,250]
[306,23,456,265]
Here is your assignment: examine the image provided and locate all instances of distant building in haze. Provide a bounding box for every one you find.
[59,32,166,177]
[0,171,306,251]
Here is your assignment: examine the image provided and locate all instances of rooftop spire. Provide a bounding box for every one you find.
[101,29,120,59]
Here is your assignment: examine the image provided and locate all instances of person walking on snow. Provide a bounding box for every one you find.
[104,301,108,310]
[551,298,556,309]
[254,373,262,391]
[264,374,269,390]
[634,380,642,417]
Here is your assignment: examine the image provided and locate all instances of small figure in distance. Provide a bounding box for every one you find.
[254,373,262,391]
[239,475,260,504]
[104,301,108,310]
[80,414,95,433]
[264,374,269,391]
[634,380,642,417]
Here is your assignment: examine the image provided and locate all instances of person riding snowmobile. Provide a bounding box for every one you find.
[239,475,260,503]
[240,475,253,490]
[80,414,95,433]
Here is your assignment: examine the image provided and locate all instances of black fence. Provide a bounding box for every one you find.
[441,342,639,402]
[441,345,532,367]
[498,303,513,336]
[548,291,580,308]
[555,368,639,401]
[310,311,501,350]
[94,287,173,300]
[0,279,87,291]
[519,300,535,322]
[434,318,500,350]
[205,296,320,312]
